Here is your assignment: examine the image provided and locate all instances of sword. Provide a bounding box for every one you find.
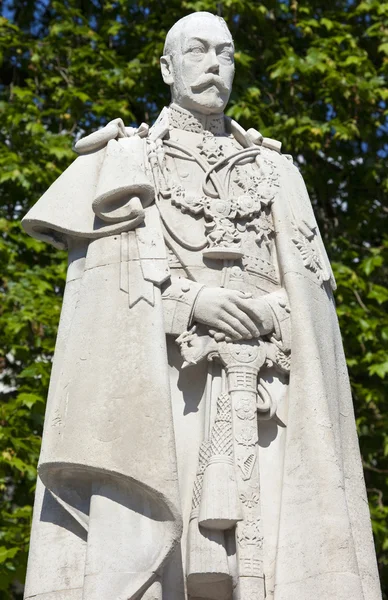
[177,331,279,600]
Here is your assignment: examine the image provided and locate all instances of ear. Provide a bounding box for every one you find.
[160,55,174,86]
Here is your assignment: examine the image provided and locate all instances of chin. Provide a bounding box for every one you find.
[191,92,228,115]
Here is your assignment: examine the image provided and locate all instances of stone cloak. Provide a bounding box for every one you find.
[269,150,381,600]
[22,138,182,600]
[21,135,381,600]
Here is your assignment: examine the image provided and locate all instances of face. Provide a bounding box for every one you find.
[162,17,235,115]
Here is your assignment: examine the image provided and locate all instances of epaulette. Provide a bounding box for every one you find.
[227,118,282,153]
[246,126,282,153]
[74,120,149,155]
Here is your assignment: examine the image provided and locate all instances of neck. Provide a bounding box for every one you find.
[168,103,225,135]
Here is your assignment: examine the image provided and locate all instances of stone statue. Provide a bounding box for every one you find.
[22,12,381,600]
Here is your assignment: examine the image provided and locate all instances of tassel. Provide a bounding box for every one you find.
[186,440,232,600]
[186,509,232,600]
[198,393,242,530]
[199,456,241,530]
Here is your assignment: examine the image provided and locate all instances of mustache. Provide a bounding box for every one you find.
[190,74,229,95]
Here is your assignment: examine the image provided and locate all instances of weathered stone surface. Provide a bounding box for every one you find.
[22,11,381,600]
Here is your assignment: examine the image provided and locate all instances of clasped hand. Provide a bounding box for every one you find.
[193,287,274,342]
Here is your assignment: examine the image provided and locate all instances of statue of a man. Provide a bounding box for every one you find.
[22,12,381,600]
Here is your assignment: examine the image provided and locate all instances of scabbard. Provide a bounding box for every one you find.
[226,364,265,600]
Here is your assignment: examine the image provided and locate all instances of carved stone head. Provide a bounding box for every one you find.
[161,12,235,116]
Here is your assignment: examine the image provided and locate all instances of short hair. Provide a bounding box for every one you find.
[163,12,233,56]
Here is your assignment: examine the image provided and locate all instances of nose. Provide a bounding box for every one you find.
[205,50,219,75]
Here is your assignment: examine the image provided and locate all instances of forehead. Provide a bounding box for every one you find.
[181,17,233,47]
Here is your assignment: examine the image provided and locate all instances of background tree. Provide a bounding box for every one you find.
[0,0,387,597]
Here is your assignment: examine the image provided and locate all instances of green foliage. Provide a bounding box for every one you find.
[0,0,387,597]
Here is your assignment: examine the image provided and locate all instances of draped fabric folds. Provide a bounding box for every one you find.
[22,129,381,600]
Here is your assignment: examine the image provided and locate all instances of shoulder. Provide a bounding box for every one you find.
[226,116,283,154]
[74,119,149,155]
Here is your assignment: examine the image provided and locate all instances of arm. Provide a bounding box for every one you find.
[254,289,291,351]
[162,278,205,336]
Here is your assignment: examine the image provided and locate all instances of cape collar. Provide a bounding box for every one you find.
[168,103,226,135]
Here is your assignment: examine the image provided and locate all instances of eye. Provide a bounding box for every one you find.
[189,46,205,55]
[218,49,233,62]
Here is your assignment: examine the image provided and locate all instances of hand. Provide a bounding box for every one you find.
[193,288,273,341]
[240,298,274,336]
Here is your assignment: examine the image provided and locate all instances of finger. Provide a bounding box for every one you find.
[220,313,252,339]
[214,332,225,342]
[235,298,262,322]
[224,302,260,337]
[233,290,252,299]
[216,321,243,340]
